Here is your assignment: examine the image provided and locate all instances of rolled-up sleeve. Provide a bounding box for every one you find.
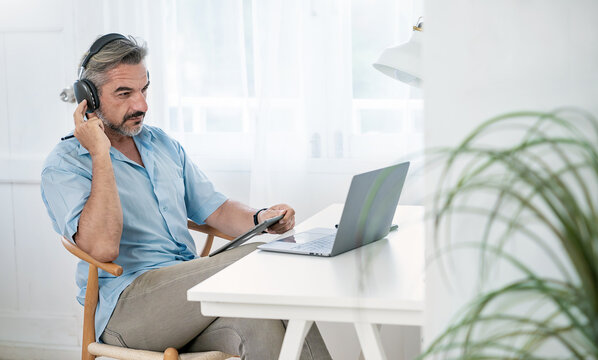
[41,163,91,243]
[176,143,227,225]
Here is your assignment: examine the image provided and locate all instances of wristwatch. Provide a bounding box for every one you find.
[253,208,268,225]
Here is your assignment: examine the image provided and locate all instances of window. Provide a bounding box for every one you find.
[161,0,423,164]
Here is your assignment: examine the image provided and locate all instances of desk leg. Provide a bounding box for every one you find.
[278,320,314,360]
[354,322,387,360]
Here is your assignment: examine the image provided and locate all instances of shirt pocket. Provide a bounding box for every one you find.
[154,169,186,216]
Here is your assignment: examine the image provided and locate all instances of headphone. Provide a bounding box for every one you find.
[73,33,128,114]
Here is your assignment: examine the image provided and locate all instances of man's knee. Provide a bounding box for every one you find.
[185,317,285,357]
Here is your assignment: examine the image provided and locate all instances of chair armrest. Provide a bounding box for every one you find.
[61,237,123,277]
[187,220,235,241]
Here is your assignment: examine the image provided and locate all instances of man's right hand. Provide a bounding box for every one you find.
[73,100,111,156]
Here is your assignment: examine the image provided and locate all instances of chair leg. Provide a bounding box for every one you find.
[83,264,99,360]
[164,347,179,360]
[200,234,215,257]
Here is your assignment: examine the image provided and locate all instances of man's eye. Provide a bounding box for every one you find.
[119,92,130,97]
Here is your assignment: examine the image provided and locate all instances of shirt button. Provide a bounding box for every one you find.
[162,206,168,212]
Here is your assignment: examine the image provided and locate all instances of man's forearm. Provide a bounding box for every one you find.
[206,200,256,237]
[205,200,294,236]
[75,153,123,262]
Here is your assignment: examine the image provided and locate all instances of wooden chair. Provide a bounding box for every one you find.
[61,221,236,360]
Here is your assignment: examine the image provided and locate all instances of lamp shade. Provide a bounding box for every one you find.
[373,28,422,87]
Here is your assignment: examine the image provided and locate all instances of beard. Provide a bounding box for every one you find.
[96,108,145,137]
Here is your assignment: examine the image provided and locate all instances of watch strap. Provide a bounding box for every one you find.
[253,208,268,225]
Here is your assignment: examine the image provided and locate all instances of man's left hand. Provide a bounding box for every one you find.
[258,204,295,234]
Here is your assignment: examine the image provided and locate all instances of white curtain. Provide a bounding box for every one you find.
[248,0,353,207]
[77,0,423,214]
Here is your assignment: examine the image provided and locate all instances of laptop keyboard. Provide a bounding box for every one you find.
[292,235,335,253]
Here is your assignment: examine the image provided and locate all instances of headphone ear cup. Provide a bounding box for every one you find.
[73,79,100,113]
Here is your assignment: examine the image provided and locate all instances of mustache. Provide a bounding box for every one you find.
[123,111,146,121]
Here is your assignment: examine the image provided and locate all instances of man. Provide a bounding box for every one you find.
[41,34,331,359]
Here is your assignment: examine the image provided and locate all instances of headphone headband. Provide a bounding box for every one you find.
[74,33,140,114]
[80,33,128,70]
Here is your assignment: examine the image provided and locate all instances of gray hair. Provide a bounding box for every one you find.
[79,35,148,95]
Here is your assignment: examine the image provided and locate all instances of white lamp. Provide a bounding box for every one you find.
[373,20,423,87]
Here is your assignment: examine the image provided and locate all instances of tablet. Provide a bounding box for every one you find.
[209,214,284,257]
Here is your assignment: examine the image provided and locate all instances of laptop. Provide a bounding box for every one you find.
[258,161,410,257]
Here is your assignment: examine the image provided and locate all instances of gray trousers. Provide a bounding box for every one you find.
[100,243,331,360]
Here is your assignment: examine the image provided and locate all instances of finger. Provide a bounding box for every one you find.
[282,208,294,223]
[269,225,285,234]
[272,208,286,217]
[269,217,293,233]
[276,209,288,224]
[268,220,293,234]
[266,219,283,232]
[89,118,105,131]
[275,207,293,225]
[87,111,99,121]
[276,220,294,234]
[286,218,295,230]
[262,208,285,222]
[272,204,293,214]
[73,100,88,125]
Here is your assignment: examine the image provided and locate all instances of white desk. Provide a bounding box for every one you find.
[188,204,424,360]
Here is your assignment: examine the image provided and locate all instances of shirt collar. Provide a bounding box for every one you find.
[76,125,154,156]
[136,125,154,144]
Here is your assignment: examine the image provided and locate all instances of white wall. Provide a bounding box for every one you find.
[423,0,598,354]
[0,0,83,357]
[0,1,420,359]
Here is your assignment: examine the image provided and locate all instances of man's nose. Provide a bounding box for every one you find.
[132,92,148,113]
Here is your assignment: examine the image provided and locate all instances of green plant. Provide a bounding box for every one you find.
[421,109,598,359]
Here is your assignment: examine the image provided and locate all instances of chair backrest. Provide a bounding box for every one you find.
[61,222,234,360]
[187,221,235,256]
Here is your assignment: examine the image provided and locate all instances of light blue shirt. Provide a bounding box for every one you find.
[40,125,227,341]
